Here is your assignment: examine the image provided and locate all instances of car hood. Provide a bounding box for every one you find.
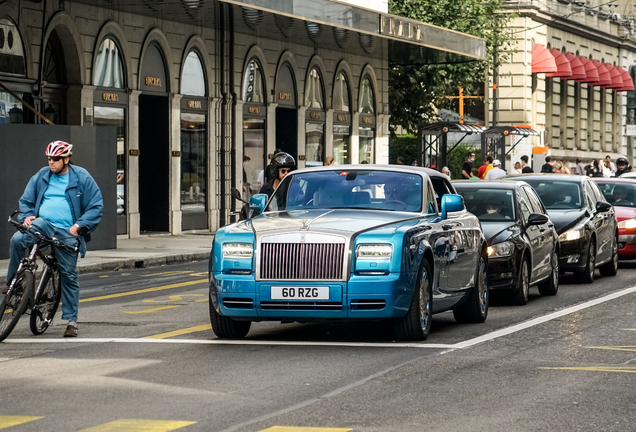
[250,209,420,235]
[480,221,519,245]
[546,209,587,234]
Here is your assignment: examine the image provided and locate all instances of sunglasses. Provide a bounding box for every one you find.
[47,156,63,162]
[280,168,290,173]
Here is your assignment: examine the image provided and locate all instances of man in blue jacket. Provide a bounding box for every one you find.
[4,141,103,337]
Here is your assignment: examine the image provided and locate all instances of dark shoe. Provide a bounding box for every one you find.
[63,325,78,337]
[1,285,8,295]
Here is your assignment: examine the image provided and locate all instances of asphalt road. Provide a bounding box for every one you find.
[1,259,635,432]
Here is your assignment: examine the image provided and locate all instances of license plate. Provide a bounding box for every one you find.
[271,286,329,300]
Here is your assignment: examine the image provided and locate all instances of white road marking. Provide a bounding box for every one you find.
[3,285,636,349]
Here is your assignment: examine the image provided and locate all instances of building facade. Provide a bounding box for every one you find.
[494,0,636,170]
[0,0,483,240]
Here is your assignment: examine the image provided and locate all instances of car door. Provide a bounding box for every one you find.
[522,185,553,281]
[584,180,608,263]
[589,180,615,263]
[517,187,544,283]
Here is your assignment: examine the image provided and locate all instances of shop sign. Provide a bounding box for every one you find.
[129,149,140,156]
[380,16,422,42]
[279,92,292,101]
[310,111,321,120]
[187,100,202,109]
[248,106,260,114]
[627,125,636,136]
[172,151,182,157]
[361,116,373,124]
[145,76,162,87]
[336,114,349,123]
[102,93,119,102]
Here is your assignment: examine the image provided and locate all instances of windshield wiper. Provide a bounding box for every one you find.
[327,206,395,211]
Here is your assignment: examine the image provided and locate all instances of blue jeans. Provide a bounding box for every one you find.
[7,218,80,322]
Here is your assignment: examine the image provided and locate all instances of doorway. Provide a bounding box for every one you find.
[275,107,297,160]
[139,94,169,232]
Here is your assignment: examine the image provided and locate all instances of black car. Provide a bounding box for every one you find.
[453,180,559,304]
[506,174,618,283]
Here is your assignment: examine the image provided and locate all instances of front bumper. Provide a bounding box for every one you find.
[558,238,589,272]
[210,272,415,320]
[487,256,516,291]
[618,233,636,260]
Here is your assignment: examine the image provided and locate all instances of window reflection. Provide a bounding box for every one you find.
[94,107,126,216]
[93,38,124,88]
[305,123,324,167]
[243,119,265,197]
[333,125,350,164]
[182,51,206,96]
[0,18,26,76]
[0,92,24,124]
[181,113,207,213]
[333,72,349,112]
[243,59,265,103]
[359,127,375,164]
[305,68,324,109]
[359,76,375,114]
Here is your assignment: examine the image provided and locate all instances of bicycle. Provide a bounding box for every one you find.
[0,212,78,342]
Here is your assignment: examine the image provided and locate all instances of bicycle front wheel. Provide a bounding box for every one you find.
[0,271,33,342]
[30,268,61,335]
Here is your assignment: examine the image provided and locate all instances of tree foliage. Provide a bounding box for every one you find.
[388,0,516,135]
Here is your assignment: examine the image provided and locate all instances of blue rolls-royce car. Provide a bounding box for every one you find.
[209,166,489,341]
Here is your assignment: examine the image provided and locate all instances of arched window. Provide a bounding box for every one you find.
[93,37,125,88]
[243,58,265,103]
[43,33,64,85]
[333,72,351,165]
[0,18,26,76]
[359,75,375,114]
[181,51,205,96]
[304,68,324,109]
[333,72,350,112]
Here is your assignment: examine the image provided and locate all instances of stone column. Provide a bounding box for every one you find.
[325,109,334,160]
[66,85,95,125]
[267,103,278,158]
[170,93,183,235]
[376,114,390,164]
[127,90,141,238]
[351,112,360,164]
[297,106,308,169]
[208,97,222,232]
[235,100,245,196]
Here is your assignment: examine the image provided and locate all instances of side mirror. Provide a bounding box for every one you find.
[231,187,248,204]
[441,194,465,220]
[527,213,549,226]
[596,201,612,213]
[249,194,268,217]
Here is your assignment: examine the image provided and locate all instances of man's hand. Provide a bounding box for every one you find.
[69,224,79,236]
[23,216,35,227]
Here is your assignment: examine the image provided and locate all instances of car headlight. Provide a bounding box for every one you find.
[487,241,514,258]
[618,219,636,229]
[559,228,582,242]
[356,244,392,259]
[222,243,253,259]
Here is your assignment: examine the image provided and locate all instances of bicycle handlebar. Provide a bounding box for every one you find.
[8,213,79,253]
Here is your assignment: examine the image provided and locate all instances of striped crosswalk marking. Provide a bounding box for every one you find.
[258,428,351,432]
[78,419,196,431]
[0,416,42,429]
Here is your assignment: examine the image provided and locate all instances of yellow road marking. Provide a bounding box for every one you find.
[99,275,109,278]
[189,272,208,277]
[259,428,352,432]
[195,298,209,302]
[540,366,636,373]
[0,416,42,429]
[623,329,636,331]
[143,324,212,339]
[124,306,179,314]
[143,294,205,303]
[587,346,636,353]
[79,279,207,303]
[142,271,194,277]
[78,419,196,431]
[121,273,131,276]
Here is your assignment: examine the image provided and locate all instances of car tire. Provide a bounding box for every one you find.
[510,256,530,305]
[599,236,618,277]
[538,249,559,296]
[209,296,251,339]
[453,251,488,324]
[394,259,433,341]
[577,238,596,284]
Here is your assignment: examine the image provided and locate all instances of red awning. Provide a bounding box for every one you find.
[589,60,611,87]
[605,64,624,89]
[546,49,572,78]
[575,56,599,83]
[532,44,557,74]
[616,66,635,92]
[564,53,586,80]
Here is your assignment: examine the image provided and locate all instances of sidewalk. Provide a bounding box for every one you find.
[0,233,214,284]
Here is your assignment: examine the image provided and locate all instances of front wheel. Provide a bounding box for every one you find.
[0,271,33,342]
[209,296,251,339]
[577,239,596,284]
[538,249,559,296]
[30,269,61,335]
[394,259,433,341]
[510,257,530,305]
[599,236,618,277]
[453,252,489,323]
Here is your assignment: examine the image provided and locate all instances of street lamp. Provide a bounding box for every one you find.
[8,104,23,124]
[44,104,56,123]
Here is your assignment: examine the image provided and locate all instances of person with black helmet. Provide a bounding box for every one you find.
[615,156,632,177]
[264,148,284,184]
[259,152,296,198]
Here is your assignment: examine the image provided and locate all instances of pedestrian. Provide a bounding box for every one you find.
[469,168,480,180]
[411,159,419,166]
[485,159,506,179]
[462,152,475,179]
[324,156,334,166]
[587,159,603,177]
[396,156,405,165]
[512,161,522,175]
[602,159,613,178]
[5,141,103,338]
[573,157,585,175]
[605,155,616,174]
[242,155,251,195]
[553,161,563,174]
[521,155,533,173]
[559,159,571,174]
[478,155,494,179]
[441,166,451,180]
[615,156,632,177]
[264,148,284,184]
[259,152,295,198]
[540,156,554,173]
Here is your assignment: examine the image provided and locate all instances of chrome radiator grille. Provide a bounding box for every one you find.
[260,243,345,280]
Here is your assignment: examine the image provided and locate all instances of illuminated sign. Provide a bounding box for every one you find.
[279,92,292,101]
[102,93,119,102]
[145,76,162,87]
[361,116,372,124]
[248,106,260,114]
[187,100,202,109]
[310,111,321,120]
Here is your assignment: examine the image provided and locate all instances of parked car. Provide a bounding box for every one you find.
[592,178,636,260]
[209,166,489,341]
[506,174,618,283]
[453,180,559,304]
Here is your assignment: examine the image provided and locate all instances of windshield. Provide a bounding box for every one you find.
[456,188,516,222]
[522,180,583,210]
[268,170,423,212]
[596,181,636,208]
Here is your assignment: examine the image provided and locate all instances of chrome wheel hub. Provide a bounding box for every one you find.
[419,270,430,330]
